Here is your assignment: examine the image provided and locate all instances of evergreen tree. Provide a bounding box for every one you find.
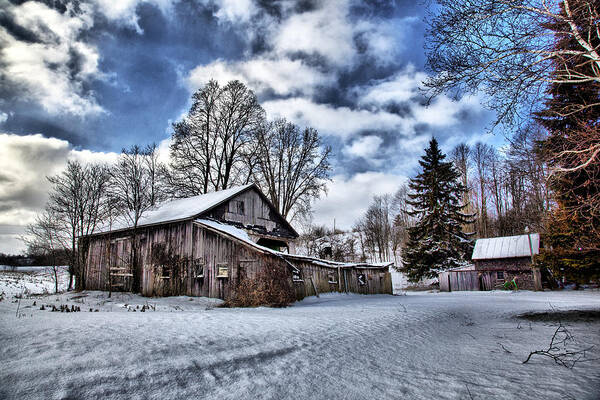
[537,0,600,251]
[535,1,600,280]
[401,138,473,281]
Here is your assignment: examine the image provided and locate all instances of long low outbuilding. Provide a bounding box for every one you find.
[81,185,393,300]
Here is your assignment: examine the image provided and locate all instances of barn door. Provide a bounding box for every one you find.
[109,238,134,293]
[216,263,228,300]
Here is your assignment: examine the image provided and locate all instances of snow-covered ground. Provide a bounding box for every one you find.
[1,270,599,399]
[0,266,70,298]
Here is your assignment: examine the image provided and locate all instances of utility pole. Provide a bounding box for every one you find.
[525,226,541,291]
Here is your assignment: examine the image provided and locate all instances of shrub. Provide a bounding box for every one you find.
[225,264,296,307]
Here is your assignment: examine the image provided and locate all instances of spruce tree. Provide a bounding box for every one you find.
[401,138,473,281]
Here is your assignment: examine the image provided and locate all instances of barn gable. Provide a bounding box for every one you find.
[199,185,298,241]
[94,184,298,241]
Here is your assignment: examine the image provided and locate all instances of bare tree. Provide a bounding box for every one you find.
[505,123,550,231]
[425,0,600,129]
[169,80,265,196]
[214,80,265,190]
[109,144,168,292]
[451,144,471,190]
[23,210,70,294]
[111,147,149,229]
[391,185,414,265]
[452,143,476,233]
[355,195,393,263]
[251,118,331,221]
[46,161,110,290]
[472,142,493,237]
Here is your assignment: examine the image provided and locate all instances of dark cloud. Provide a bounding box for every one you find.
[294,0,320,13]
[383,102,413,118]
[0,11,42,43]
[2,111,88,147]
[254,0,284,19]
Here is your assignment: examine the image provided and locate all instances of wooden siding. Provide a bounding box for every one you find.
[286,259,392,298]
[202,189,296,239]
[84,221,392,300]
[439,269,536,292]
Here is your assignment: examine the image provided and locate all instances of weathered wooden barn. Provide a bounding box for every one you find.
[82,184,393,300]
[439,233,542,291]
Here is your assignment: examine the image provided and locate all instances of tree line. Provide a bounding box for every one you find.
[425,0,599,281]
[319,0,598,282]
[24,80,330,292]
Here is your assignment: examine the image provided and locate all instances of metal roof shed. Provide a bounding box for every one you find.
[472,233,539,260]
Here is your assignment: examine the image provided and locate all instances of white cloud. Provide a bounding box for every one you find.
[343,136,383,159]
[0,112,7,124]
[353,18,411,66]
[0,2,103,116]
[412,95,482,128]
[357,65,427,106]
[213,0,256,24]
[263,97,409,139]
[311,172,407,230]
[156,136,172,165]
[0,133,118,230]
[188,58,334,96]
[273,0,355,67]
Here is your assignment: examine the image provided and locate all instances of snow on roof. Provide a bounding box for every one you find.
[197,218,275,253]
[99,184,253,233]
[472,233,539,260]
[194,219,392,269]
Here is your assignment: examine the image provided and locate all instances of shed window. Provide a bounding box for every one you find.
[216,264,229,278]
[292,269,303,282]
[357,273,366,286]
[328,271,338,284]
[497,271,504,280]
[159,265,170,280]
[236,201,245,215]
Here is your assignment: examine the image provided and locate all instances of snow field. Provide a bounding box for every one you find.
[0,270,599,399]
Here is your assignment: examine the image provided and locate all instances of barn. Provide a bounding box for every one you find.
[81,184,393,300]
[439,233,542,291]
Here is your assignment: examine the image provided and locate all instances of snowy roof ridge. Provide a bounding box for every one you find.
[472,233,540,260]
[194,219,392,269]
[96,184,254,234]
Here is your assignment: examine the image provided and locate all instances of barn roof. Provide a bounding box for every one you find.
[471,233,540,260]
[94,184,296,237]
[195,219,392,270]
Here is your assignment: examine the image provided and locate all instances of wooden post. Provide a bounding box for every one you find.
[533,268,542,291]
[310,276,319,298]
[343,269,349,294]
[337,266,342,292]
[525,228,541,291]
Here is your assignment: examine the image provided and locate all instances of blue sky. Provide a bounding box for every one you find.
[0,0,504,253]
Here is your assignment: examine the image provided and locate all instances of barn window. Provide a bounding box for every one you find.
[357,273,366,286]
[160,265,171,280]
[193,260,204,279]
[216,264,229,278]
[328,271,338,284]
[292,268,303,282]
[236,201,245,215]
[497,271,504,279]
